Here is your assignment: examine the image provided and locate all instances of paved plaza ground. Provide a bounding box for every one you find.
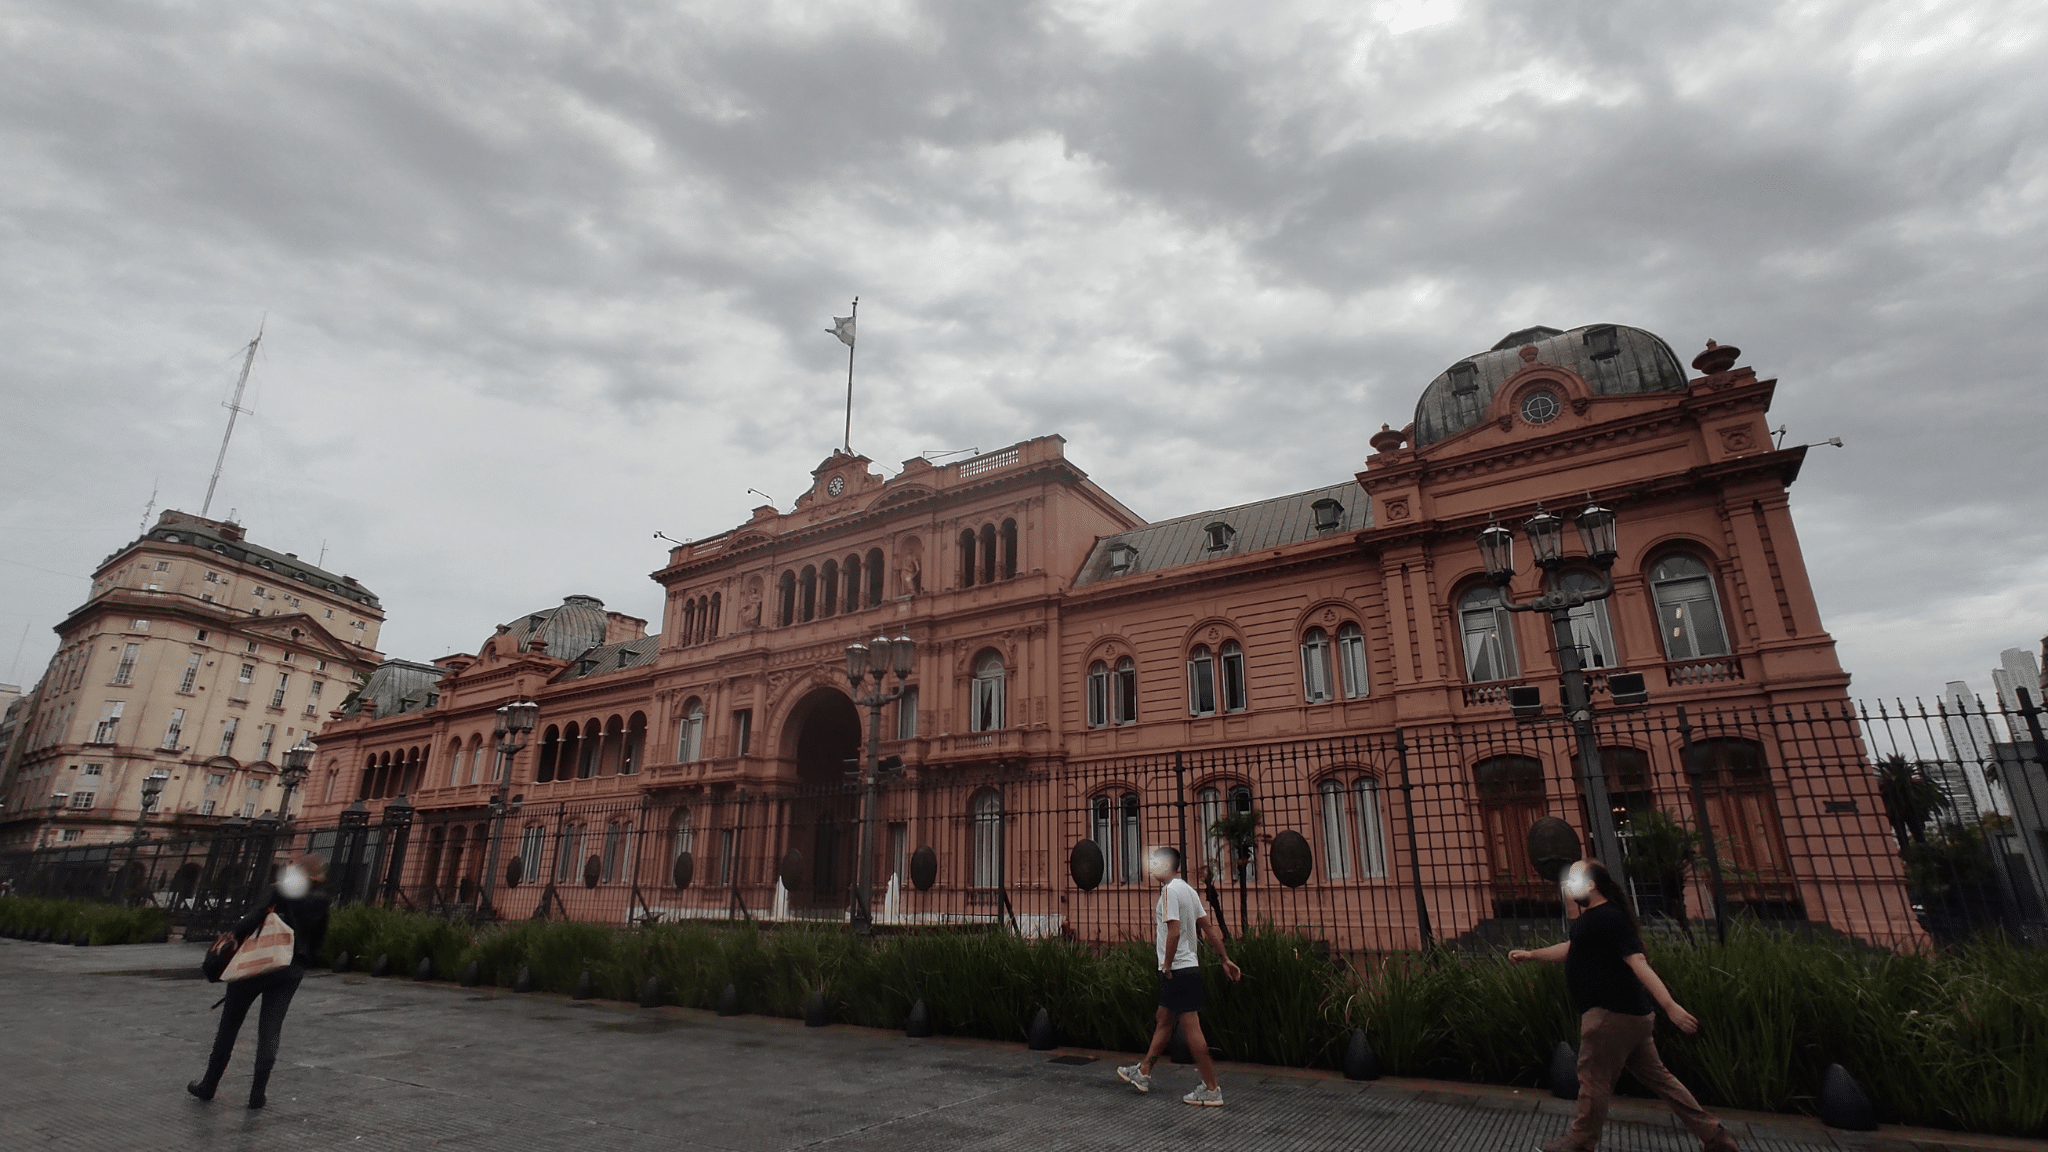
[2,937,2039,1152]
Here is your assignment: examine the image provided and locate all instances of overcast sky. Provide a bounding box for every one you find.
[2,0,2043,709]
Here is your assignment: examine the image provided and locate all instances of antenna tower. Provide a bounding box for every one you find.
[201,321,263,520]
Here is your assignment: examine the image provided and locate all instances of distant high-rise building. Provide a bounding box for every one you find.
[1991,647,2045,738]
[1933,680,2012,820]
[0,511,385,850]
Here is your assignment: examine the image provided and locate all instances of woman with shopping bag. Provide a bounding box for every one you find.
[187,854,330,1109]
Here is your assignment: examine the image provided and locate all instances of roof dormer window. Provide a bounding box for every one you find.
[1108,544,1138,575]
[1583,325,1619,360]
[1204,523,1235,552]
[1448,361,1479,397]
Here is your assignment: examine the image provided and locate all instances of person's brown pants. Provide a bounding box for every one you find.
[1547,1008,1738,1152]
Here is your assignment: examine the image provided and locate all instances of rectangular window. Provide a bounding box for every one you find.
[202,593,214,603]
[1114,662,1137,725]
[1187,650,1217,716]
[162,709,185,750]
[82,763,103,776]
[519,827,546,882]
[718,828,736,886]
[206,772,227,789]
[179,654,203,694]
[153,560,170,572]
[970,673,1004,733]
[1320,783,1353,880]
[1221,645,1247,713]
[309,680,324,702]
[111,643,140,685]
[60,829,81,842]
[91,701,124,744]
[282,651,294,663]
[131,619,149,631]
[1337,624,1368,698]
[271,672,290,708]
[201,799,217,816]
[218,717,238,757]
[316,660,327,672]
[253,586,265,598]
[1460,594,1518,682]
[888,823,908,884]
[1354,778,1387,879]
[896,687,919,739]
[1087,665,1108,728]
[259,724,276,761]
[195,629,209,642]
[70,791,96,809]
[238,663,255,682]
[205,570,219,583]
[732,709,753,757]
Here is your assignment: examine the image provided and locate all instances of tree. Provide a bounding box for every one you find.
[1874,754,1949,851]
[1620,808,1700,930]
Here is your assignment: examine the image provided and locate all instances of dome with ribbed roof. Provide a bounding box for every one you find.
[504,595,609,660]
[1412,324,1688,448]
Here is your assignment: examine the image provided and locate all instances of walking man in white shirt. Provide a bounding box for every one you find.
[1117,846,1242,1106]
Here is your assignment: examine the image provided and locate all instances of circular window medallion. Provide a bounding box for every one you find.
[1520,389,1562,425]
[827,476,846,496]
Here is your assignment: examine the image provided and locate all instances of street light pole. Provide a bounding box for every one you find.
[1477,502,1632,893]
[278,740,314,829]
[40,792,68,851]
[475,700,539,922]
[844,635,916,936]
[131,770,170,841]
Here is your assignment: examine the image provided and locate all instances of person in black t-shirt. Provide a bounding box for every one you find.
[1511,860,1736,1152]
[187,854,330,1110]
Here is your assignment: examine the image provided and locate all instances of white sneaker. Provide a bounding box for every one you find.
[1116,1064,1151,1093]
[1183,1084,1224,1107]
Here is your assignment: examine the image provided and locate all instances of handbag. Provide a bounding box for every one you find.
[220,909,297,982]
[201,932,237,983]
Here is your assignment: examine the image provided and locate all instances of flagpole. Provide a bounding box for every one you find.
[843,297,858,454]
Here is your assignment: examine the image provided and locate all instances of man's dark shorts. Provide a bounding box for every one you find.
[1158,967,1205,1015]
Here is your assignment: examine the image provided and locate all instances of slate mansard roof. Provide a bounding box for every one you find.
[1073,481,1370,587]
[344,659,445,719]
[555,634,661,682]
[1412,324,1689,448]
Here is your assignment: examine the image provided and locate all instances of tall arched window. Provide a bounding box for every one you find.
[555,821,585,883]
[621,712,645,776]
[820,559,840,617]
[1187,645,1217,716]
[518,825,546,882]
[777,571,796,627]
[1301,628,1334,702]
[959,529,977,588]
[671,808,694,883]
[468,734,487,785]
[800,565,818,622]
[1113,657,1138,724]
[1087,661,1109,728]
[1199,784,1257,883]
[708,592,720,638]
[558,724,582,783]
[1091,790,1144,883]
[865,548,885,604]
[682,600,697,646]
[1000,518,1018,579]
[579,718,603,778]
[537,725,560,783]
[601,715,625,775]
[447,738,466,787]
[1317,774,1387,880]
[1459,586,1519,682]
[1559,571,1617,668]
[677,699,705,762]
[1337,623,1368,698]
[971,652,1006,732]
[1649,554,1730,659]
[971,788,1004,889]
[1475,755,1547,915]
[979,524,998,584]
[843,554,861,613]
[1220,641,1247,713]
[601,821,626,883]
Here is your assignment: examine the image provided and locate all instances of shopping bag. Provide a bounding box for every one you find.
[220,910,296,981]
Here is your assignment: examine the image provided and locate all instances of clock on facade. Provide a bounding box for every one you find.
[1519,389,1561,425]
[827,476,845,496]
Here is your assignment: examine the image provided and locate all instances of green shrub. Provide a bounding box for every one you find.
[248,905,2048,1138]
[0,896,168,945]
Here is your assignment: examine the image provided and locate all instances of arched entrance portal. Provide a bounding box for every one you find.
[783,688,862,913]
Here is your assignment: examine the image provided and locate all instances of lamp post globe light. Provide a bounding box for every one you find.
[130,768,172,841]
[844,634,915,935]
[1476,501,1634,895]
[475,699,539,922]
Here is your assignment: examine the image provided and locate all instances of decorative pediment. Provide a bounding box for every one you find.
[238,614,363,662]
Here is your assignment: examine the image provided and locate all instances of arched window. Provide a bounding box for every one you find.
[560,723,582,782]
[777,571,796,627]
[971,652,1005,732]
[671,808,694,879]
[1337,623,1368,698]
[843,554,861,613]
[708,592,720,638]
[1091,790,1145,883]
[820,560,839,617]
[800,565,818,622]
[1113,657,1138,725]
[1301,628,1334,702]
[866,548,885,604]
[1087,661,1109,728]
[677,699,705,762]
[579,718,602,779]
[537,724,560,783]
[682,600,697,646]
[979,524,997,584]
[468,734,487,785]
[1317,775,1387,880]
[601,715,625,775]
[1475,755,1548,916]
[695,597,710,645]
[601,821,631,883]
[1649,554,1730,659]
[959,529,977,588]
[1187,645,1217,716]
[447,739,466,787]
[1459,586,1519,682]
[1000,518,1018,579]
[518,825,546,882]
[1220,641,1247,713]
[1199,784,1257,883]
[1558,572,1617,668]
[971,788,1004,889]
[621,712,645,776]
[555,821,584,883]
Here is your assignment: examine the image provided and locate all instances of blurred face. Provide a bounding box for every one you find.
[278,865,310,900]
[1146,848,1177,884]
[1562,860,1595,906]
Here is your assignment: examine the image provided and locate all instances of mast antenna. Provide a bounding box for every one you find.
[201,318,264,519]
[138,479,159,535]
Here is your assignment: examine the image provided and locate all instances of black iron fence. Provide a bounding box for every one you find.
[6,695,2045,951]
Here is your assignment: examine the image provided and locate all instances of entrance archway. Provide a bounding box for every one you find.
[782,688,862,912]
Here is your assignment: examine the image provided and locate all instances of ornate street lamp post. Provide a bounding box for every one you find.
[336,799,371,905]
[844,635,915,935]
[39,792,68,851]
[278,740,314,826]
[475,700,539,921]
[378,792,415,906]
[1477,501,1633,893]
[131,769,170,841]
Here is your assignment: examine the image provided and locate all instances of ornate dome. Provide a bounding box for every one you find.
[1412,324,1688,448]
